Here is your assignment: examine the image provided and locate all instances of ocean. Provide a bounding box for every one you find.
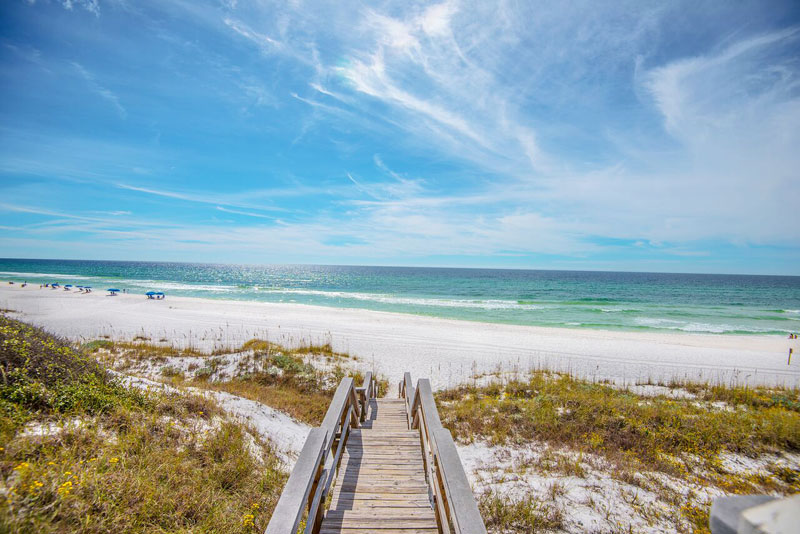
[1,259,799,336]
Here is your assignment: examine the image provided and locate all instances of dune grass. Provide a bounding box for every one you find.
[438,372,800,469]
[437,371,800,533]
[89,336,388,426]
[192,346,389,425]
[478,490,565,533]
[0,315,286,533]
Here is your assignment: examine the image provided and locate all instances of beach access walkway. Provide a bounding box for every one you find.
[265,373,486,534]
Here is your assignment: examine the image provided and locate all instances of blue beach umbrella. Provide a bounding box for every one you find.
[65,284,73,288]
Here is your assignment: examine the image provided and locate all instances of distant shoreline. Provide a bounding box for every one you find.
[2,283,798,389]
[2,259,799,337]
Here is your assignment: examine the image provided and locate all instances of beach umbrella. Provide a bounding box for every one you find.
[107,288,120,292]
[146,291,156,296]
[65,284,73,288]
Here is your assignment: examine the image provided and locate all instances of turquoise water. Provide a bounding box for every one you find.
[1,259,799,335]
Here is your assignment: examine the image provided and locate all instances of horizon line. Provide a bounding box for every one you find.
[1,256,798,278]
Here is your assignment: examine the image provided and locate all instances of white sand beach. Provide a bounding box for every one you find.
[2,284,798,389]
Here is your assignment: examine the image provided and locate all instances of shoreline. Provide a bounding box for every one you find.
[1,268,798,338]
[2,284,798,389]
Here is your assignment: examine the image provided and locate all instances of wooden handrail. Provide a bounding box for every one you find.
[400,376,487,534]
[401,371,415,428]
[264,428,326,534]
[265,374,375,534]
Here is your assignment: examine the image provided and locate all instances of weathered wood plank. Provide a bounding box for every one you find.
[331,498,432,506]
[332,493,432,501]
[325,510,435,519]
[321,527,437,533]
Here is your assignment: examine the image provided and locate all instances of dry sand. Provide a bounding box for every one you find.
[2,284,798,389]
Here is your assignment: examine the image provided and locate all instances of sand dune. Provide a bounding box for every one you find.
[2,284,798,389]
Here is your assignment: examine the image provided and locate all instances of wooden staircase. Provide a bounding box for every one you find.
[265,373,486,534]
[321,398,438,533]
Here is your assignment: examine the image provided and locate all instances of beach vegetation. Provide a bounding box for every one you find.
[437,370,800,533]
[86,337,387,426]
[478,490,564,533]
[0,315,286,533]
[438,371,800,464]
[190,342,388,425]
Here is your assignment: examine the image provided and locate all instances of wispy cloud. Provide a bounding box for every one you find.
[115,183,316,212]
[224,18,281,51]
[72,62,126,118]
[216,206,273,219]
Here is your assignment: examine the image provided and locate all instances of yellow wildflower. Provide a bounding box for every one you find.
[251,503,260,510]
[57,480,73,497]
[242,513,255,527]
[64,471,72,476]
[109,457,119,464]
[14,462,29,471]
[47,461,56,466]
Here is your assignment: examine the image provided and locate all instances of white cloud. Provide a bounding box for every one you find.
[419,1,457,37]
[636,28,800,243]
[61,0,100,17]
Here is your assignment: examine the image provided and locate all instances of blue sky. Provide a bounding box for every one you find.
[1,0,799,274]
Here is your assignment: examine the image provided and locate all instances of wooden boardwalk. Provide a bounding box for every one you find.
[265,374,486,534]
[321,398,438,533]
